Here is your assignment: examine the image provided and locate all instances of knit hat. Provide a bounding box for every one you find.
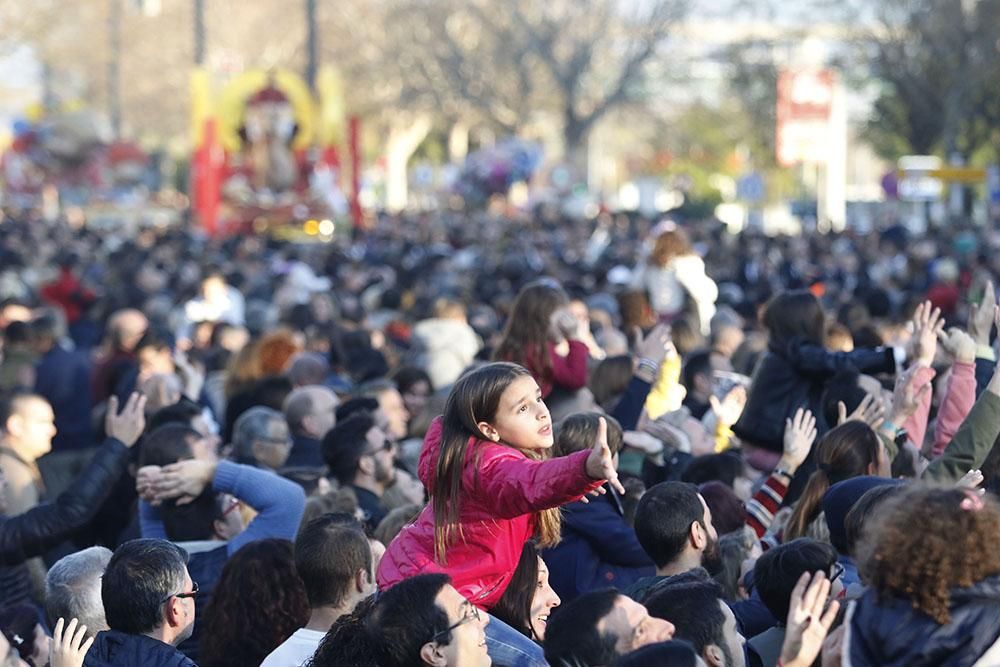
[822,476,904,554]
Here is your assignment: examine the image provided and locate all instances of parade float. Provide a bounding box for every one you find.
[191,67,357,239]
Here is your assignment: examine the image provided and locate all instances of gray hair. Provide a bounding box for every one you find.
[232,406,285,463]
[283,385,337,434]
[45,546,113,638]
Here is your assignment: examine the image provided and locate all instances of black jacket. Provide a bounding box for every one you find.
[733,338,895,453]
[83,630,197,667]
[845,576,1000,667]
[0,437,129,566]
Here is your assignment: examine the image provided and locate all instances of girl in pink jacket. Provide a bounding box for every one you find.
[377,362,623,610]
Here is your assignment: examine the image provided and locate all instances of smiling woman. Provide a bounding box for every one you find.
[491,542,561,642]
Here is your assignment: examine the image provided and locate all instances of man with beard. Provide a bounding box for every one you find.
[322,411,397,532]
[626,482,721,601]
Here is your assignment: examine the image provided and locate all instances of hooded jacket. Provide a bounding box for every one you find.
[377,417,603,609]
[844,575,1000,667]
[83,630,197,667]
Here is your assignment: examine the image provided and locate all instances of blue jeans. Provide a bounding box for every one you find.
[485,614,547,667]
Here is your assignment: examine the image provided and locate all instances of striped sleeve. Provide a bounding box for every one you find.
[745,473,789,539]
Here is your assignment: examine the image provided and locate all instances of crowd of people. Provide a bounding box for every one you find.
[2,204,1000,666]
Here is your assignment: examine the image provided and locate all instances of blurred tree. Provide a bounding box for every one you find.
[378,0,691,168]
[859,0,1000,161]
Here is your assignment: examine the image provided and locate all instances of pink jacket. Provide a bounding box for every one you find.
[932,361,977,458]
[376,417,602,609]
[903,365,936,451]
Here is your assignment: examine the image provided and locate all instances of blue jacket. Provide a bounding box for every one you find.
[83,630,196,667]
[845,575,1000,667]
[543,488,654,603]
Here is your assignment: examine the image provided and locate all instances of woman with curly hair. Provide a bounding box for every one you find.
[198,539,309,667]
[844,485,1000,666]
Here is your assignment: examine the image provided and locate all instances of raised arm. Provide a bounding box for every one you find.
[932,328,978,458]
[746,409,816,541]
[145,458,306,555]
[923,358,1000,484]
[0,394,146,565]
[478,419,619,519]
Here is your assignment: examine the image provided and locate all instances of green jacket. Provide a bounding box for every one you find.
[923,390,1000,484]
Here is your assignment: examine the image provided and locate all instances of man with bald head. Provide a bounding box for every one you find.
[92,309,148,404]
[283,386,339,468]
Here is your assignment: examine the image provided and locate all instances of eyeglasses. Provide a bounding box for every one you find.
[222,497,242,518]
[161,581,199,604]
[429,604,481,644]
[830,562,845,583]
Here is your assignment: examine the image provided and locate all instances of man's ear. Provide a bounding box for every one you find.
[476,421,500,442]
[691,520,707,551]
[704,644,725,667]
[5,414,23,439]
[419,642,447,666]
[164,597,186,629]
[357,454,375,476]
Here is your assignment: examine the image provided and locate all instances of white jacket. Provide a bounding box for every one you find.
[636,254,717,335]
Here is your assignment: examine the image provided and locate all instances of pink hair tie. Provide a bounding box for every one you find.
[960,491,985,512]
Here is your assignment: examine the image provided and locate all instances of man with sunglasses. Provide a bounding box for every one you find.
[83,538,198,666]
[322,410,396,532]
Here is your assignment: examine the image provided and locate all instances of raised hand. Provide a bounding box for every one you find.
[837,393,885,429]
[779,572,840,667]
[552,309,581,342]
[909,300,945,366]
[105,392,148,448]
[710,385,747,428]
[781,408,817,473]
[634,323,674,367]
[585,417,626,496]
[50,618,94,667]
[937,327,977,363]
[968,280,996,346]
[888,364,932,424]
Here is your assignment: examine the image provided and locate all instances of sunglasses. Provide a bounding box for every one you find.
[161,581,199,604]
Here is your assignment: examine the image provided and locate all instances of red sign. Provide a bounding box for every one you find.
[776,70,835,167]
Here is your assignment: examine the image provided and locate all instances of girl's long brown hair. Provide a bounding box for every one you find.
[493,280,569,387]
[432,362,561,563]
[784,421,881,540]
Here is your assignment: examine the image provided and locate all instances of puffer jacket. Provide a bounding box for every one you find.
[377,417,603,610]
[844,575,1000,667]
[733,338,895,453]
[83,630,197,667]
